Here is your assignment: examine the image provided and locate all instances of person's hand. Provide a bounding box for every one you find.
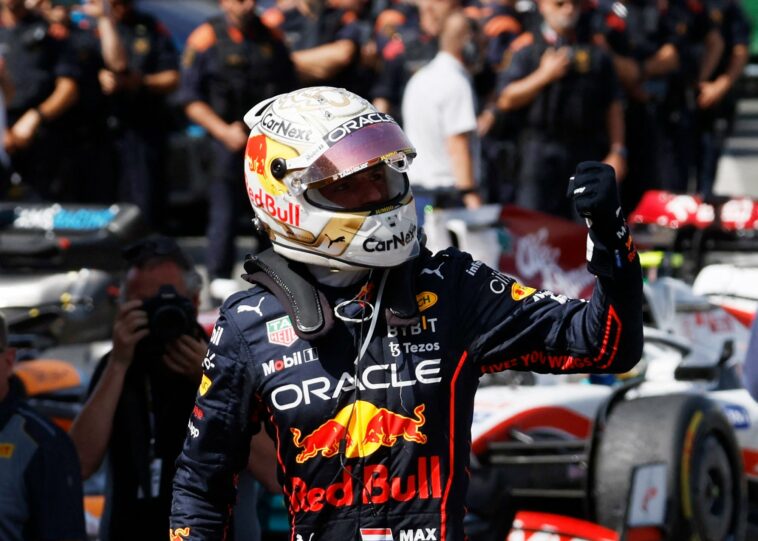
[111,299,149,367]
[567,161,625,244]
[9,109,42,150]
[698,78,730,109]
[538,47,571,83]
[163,334,206,383]
[220,121,248,152]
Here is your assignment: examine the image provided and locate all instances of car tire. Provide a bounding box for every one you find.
[593,393,746,540]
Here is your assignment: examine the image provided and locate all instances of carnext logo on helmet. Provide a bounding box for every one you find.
[260,112,313,142]
[363,225,417,252]
[325,112,396,145]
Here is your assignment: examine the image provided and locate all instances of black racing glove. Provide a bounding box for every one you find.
[567,161,637,275]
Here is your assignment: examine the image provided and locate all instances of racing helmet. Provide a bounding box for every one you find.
[242,87,419,270]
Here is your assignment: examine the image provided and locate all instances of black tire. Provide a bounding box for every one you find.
[593,393,746,540]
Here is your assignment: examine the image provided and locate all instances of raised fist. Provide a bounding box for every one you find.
[567,161,623,242]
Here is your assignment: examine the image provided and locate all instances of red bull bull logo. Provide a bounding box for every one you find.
[246,134,267,175]
[290,400,426,463]
[289,455,443,512]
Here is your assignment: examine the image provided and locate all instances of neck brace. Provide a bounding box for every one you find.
[242,248,421,340]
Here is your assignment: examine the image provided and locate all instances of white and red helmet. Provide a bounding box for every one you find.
[243,87,419,270]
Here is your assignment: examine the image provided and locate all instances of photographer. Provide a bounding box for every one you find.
[69,236,206,541]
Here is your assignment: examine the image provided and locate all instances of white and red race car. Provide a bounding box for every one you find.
[425,200,757,541]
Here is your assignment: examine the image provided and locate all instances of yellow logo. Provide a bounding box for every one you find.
[511,282,536,301]
[170,527,191,541]
[416,291,438,312]
[574,48,591,73]
[0,443,14,458]
[199,375,212,396]
[245,135,298,196]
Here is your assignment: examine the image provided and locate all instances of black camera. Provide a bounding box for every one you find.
[141,285,196,343]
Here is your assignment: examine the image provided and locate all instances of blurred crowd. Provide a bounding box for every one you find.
[0,0,753,269]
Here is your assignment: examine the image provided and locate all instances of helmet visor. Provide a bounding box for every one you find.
[292,119,415,188]
[305,163,409,213]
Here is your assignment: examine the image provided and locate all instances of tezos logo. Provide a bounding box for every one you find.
[263,347,319,376]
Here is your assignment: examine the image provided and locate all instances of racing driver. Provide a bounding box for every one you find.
[170,86,643,540]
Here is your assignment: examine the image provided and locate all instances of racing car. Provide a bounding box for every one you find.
[424,201,757,541]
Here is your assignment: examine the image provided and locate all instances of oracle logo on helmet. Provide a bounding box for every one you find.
[325,112,396,145]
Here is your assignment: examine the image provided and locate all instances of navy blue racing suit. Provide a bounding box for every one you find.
[170,241,642,541]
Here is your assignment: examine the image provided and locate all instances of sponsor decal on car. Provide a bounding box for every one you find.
[267,315,299,347]
[723,404,750,430]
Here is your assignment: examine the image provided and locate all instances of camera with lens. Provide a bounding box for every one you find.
[141,285,196,343]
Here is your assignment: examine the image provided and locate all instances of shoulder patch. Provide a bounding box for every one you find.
[186,22,216,52]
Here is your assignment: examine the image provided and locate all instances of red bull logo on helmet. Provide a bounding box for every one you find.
[290,400,426,463]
